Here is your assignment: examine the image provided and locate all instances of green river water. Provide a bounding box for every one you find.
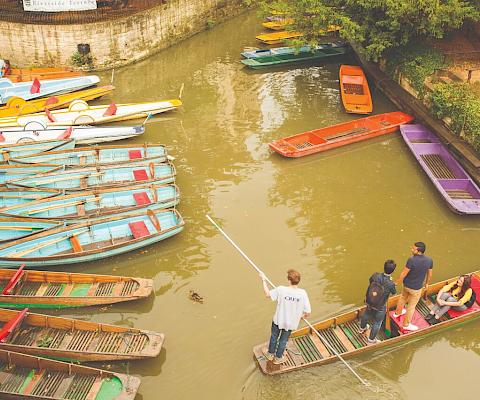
[57,10,479,400]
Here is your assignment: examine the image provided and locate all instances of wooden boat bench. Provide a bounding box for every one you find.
[420,154,458,179]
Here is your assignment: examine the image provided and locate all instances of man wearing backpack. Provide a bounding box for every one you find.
[359,260,397,344]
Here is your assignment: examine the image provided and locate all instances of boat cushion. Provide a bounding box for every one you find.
[103,102,117,117]
[2,264,26,295]
[58,126,73,140]
[30,78,41,94]
[133,169,148,181]
[45,108,56,123]
[133,192,151,205]
[0,308,29,343]
[129,221,150,239]
[44,96,59,106]
[390,309,430,334]
[129,150,142,160]
[447,275,480,318]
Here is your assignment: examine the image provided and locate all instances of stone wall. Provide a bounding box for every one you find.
[0,0,247,69]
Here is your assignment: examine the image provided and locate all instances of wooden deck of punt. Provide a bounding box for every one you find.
[339,65,373,114]
[0,349,140,399]
[253,270,480,375]
[420,154,458,179]
[0,308,164,361]
[0,208,185,267]
[0,183,180,222]
[5,161,176,192]
[0,139,75,162]
[268,112,414,157]
[0,269,153,308]
[8,143,168,167]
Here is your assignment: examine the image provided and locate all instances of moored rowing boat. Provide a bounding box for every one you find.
[0,267,153,308]
[0,217,61,243]
[269,112,414,157]
[0,188,61,208]
[5,67,84,83]
[0,139,75,162]
[0,349,140,399]
[253,270,480,375]
[339,65,373,114]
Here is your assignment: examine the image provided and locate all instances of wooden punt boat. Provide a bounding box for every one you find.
[256,31,304,45]
[9,143,168,167]
[261,18,294,31]
[0,183,180,223]
[241,41,344,59]
[0,125,145,145]
[0,349,140,399]
[0,208,184,267]
[6,161,176,191]
[253,270,480,375]
[0,139,75,162]
[0,85,114,118]
[0,165,61,185]
[0,218,61,243]
[339,65,373,114]
[0,308,163,361]
[241,42,348,69]
[269,112,414,158]
[0,188,61,208]
[0,99,182,128]
[0,76,100,105]
[0,267,153,308]
[400,124,480,214]
[5,67,84,83]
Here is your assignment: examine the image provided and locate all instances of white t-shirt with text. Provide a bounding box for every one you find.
[269,285,311,331]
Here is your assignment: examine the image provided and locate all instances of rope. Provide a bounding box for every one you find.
[206,214,371,387]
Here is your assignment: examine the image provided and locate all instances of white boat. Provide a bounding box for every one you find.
[0,124,144,144]
[0,99,182,127]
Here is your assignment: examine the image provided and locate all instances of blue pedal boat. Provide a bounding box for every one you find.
[0,76,100,105]
[0,208,185,267]
[0,217,61,243]
[6,161,176,191]
[9,143,168,167]
[0,139,75,162]
[0,188,60,208]
[0,183,180,223]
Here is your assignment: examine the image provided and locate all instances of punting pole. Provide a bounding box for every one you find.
[206,214,370,387]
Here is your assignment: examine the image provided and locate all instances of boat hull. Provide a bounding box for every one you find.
[339,65,373,114]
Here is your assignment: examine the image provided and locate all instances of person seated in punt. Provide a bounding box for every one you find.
[359,260,397,344]
[426,275,474,324]
[259,269,311,365]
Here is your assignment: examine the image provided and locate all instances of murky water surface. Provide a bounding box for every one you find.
[58,10,479,400]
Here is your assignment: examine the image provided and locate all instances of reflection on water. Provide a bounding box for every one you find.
[73,9,480,400]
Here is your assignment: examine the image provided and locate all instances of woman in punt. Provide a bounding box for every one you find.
[426,275,474,324]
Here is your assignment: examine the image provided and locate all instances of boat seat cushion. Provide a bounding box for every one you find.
[103,102,117,117]
[133,192,151,205]
[129,150,142,160]
[129,221,150,239]
[447,275,480,318]
[390,309,430,334]
[45,108,56,123]
[133,169,148,181]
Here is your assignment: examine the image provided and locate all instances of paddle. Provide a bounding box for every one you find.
[19,198,98,216]
[206,215,370,387]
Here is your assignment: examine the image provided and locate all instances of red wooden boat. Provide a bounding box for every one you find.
[268,112,414,158]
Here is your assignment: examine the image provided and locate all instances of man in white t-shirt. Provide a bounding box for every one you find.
[260,269,311,364]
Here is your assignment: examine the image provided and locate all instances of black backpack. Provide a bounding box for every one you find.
[464,290,477,308]
[365,273,386,311]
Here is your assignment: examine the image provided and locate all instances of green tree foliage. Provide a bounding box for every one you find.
[259,0,480,60]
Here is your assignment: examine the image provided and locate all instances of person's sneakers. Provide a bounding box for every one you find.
[367,338,381,345]
[262,348,274,362]
[358,324,370,334]
[272,356,286,365]
[402,323,419,331]
[393,308,407,318]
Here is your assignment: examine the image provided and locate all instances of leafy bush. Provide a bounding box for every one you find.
[70,51,93,68]
[384,42,447,96]
[429,82,480,153]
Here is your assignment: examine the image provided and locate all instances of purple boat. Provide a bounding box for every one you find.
[400,124,480,215]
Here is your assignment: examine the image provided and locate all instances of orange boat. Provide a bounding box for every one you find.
[0,85,114,118]
[5,67,84,83]
[339,65,373,114]
[268,111,414,158]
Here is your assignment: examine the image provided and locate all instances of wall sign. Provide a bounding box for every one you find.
[23,0,97,12]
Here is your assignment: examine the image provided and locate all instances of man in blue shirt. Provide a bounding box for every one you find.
[393,242,433,331]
